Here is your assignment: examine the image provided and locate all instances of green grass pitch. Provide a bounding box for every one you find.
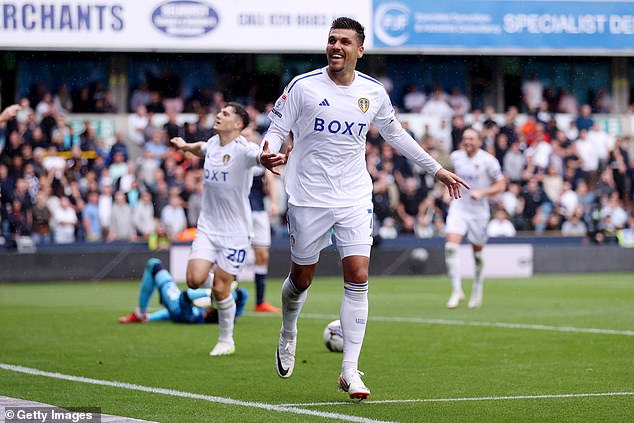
[1,273,633,422]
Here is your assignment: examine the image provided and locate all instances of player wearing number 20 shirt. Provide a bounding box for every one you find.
[192,134,260,272]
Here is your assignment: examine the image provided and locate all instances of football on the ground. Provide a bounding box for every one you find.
[323,319,344,352]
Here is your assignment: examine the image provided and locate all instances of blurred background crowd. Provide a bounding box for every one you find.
[1,72,633,249]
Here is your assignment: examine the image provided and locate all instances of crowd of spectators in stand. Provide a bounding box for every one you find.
[1,75,633,249]
[26,80,118,116]
[367,105,633,244]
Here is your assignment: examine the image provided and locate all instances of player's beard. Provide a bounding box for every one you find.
[328,57,345,73]
[329,64,344,73]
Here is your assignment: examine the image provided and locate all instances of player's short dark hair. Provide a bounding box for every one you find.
[227,102,250,130]
[330,17,365,45]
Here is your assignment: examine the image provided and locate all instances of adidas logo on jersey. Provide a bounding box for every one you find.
[319,99,330,106]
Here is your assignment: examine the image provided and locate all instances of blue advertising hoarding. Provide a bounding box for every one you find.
[373,0,634,55]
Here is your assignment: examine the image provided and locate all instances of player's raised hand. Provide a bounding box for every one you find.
[260,140,288,175]
[170,137,186,149]
[435,168,470,199]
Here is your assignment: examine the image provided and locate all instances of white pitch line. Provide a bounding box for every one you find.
[0,364,394,423]
[278,391,634,407]
[244,312,634,337]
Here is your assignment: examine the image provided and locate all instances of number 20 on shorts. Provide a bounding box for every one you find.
[227,248,246,264]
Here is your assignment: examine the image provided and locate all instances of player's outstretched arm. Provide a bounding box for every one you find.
[379,120,469,199]
[170,137,206,158]
[435,168,470,200]
[259,140,288,176]
[0,104,20,124]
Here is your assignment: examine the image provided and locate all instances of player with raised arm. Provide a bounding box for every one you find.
[444,129,506,309]
[259,17,469,399]
[170,102,260,356]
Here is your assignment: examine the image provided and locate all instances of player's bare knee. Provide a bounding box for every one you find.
[186,270,205,289]
[290,267,315,290]
[211,285,228,301]
[211,273,233,299]
[345,268,368,283]
[186,278,201,289]
[342,256,369,282]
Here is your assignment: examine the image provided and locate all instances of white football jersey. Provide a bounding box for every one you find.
[197,135,260,237]
[268,67,396,207]
[449,149,504,217]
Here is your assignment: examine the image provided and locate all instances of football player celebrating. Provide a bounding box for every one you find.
[445,128,506,309]
[260,17,469,399]
[170,102,260,356]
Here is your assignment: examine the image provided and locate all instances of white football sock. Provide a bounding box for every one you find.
[215,294,236,345]
[280,276,307,340]
[254,264,268,274]
[341,281,368,375]
[445,242,462,292]
[473,250,484,291]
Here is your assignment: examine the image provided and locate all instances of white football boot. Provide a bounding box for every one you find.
[275,332,296,378]
[338,370,371,400]
[468,285,483,309]
[209,340,235,356]
[446,290,465,309]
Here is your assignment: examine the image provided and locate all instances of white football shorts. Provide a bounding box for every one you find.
[287,203,373,265]
[189,230,250,276]
[251,210,271,248]
[445,208,489,246]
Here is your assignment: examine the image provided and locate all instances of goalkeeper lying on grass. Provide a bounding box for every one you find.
[119,258,247,324]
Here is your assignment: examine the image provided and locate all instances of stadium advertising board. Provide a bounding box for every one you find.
[0,0,371,52]
[458,244,533,278]
[373,0,634,55]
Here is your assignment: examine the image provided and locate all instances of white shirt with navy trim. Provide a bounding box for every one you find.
[268,67,395,208]
[198,135,260,237]
[449,149,504,217]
